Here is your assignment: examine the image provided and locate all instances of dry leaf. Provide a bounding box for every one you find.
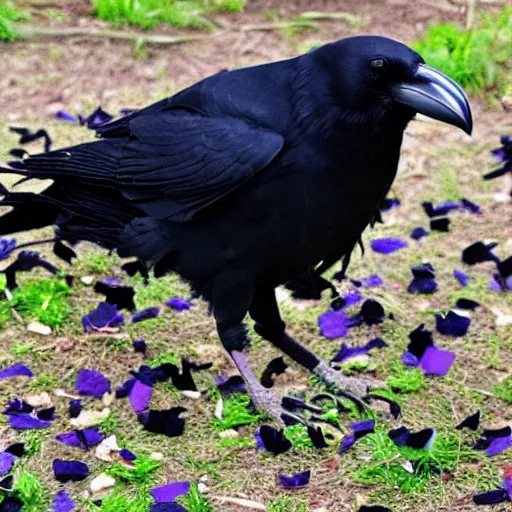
[27,321,51,335]
[70,408,111,429]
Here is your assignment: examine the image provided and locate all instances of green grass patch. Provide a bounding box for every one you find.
[92,0,245,30]
[352,428,478,491]
[213,392,263,430]
[27,372,61,392]
[12,470,46,511]
[0,278,72,329]
[268,494,308,512]
[105,453,162,484]
[96,487,153,512]
[283,423,315,450]
[386,362,425,394]
[0,0,29,41]
[413,8,512,97]
[493,375,512,403]
[177,483,213,512]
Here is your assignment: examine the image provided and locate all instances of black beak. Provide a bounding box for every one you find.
[391,64,473,135]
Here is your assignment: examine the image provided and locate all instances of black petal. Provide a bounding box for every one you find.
[261,357,288,388]
[455,411,480,431]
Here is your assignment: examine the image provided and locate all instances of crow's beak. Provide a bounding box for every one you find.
[392,64,473,135]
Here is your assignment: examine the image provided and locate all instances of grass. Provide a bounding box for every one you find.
[493,375,512,403]
[213,392,264,430]
[12,470,46,512]
[0,278,72,329]
[177,483,213,511]
[268,494,309,512]
[0,0,29,41]
[386,362,426,394]
[413,8,512,97]
[105,454,162,484]
[92,0,245,30]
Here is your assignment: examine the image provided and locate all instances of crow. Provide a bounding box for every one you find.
[0,36,472,424]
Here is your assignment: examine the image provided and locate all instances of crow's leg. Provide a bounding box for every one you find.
[212,281,321,425]
[250,287,383,398]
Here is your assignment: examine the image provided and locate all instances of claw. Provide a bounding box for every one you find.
[363,393,401,419]
[282,396,323,414]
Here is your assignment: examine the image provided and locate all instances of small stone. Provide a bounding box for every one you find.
[102,392,115,406]
[27,321,51,336]
[70,408,111,429]
[81,276,94,285]
[214,398,223,420]
[181,390,202,400]
[219,429,238,438]
[90,473,116,496]
[95,435,120,462]
[150,452,164,461]
[25,392,52,408]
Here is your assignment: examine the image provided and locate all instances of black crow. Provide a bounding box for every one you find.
[0,36,472,423]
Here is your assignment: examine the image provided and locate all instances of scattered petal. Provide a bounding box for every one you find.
[94,280,136,311]
[69,408,111,429]
[119,449,136,461]
[166,297,191,312]
[94,435,120,462]
[419,346,455,376]
[53,459,89,483]
[75,369,111,399]
[52,489,76,512]
[132,307,160,323]
[371,238,408,254]
[129,380,153,414]
[410,227,429,240]
[348,300,385,327]
[150,481,191,503]
[279,470,311,489]
[8,414,52,430]
[69,400,82,419]
[0,452,15,476]
[56,111,78,123]
[456,411,480,431]
[422,201,459,217]
[456,298,480,310]
[332,338,388,363]
[90,473,116,496]
[389,426,436,450]
[133,339,147,354]
[138,407,186,438]
[81,302,124,332]
[260,357,288,389]
[485,435,512,457]
[462,241,498,265]
[379,197,400,211]
[339,419,375,453]
[352,274,383,288]
[150,503,188,512]
[255,426,292,455]
[461,198,480,214]
[408,263,437,294]
[430,217,450,232]
[0,238,16,260]
[216,375,245,396]
[318,309,348,339]
[435,309,471,337]
[453,269,469,287]
[307,425,329,448]
[0,363,33,380]
[473,489,509,505]
[55,428,104,450]
[79,107,113,129]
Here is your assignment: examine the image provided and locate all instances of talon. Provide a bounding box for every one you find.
[310,392,349,413]
[281,396,323,414]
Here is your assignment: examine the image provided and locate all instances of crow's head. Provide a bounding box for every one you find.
[309,35,472,134]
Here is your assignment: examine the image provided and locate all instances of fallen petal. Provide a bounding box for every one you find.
[75,369,111,399]
[371,238,407,254]
[279,470,311,489]
[419,346,455,377]
[455,411,480,431]
[52,489,76,512]
[150,481,191,503]
[0,363,33,380]
[53,459,89,483]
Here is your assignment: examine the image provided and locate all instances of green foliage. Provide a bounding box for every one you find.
[283,423,315,450]
[413,9,512,96]
[493,375,512,403]
[98,411,122,435]
[387,362,425,394]
[99,488,153,512]
[0,278,72,329]
[27,372,60,392]
[178,483,213,512]
[19,430,45,456]
[214,393,263,430]
[352,428,477,491]
[105,454,162,484]
[79,252,115,274]
[92,0,245,30]
[0,0,29,41]
[268,494,308,512]
[13,471,46,511]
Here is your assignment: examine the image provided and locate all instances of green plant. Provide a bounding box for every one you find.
[268,495,308,512]
[213,393,263,430]
[27,372,60,392]
[178,483,213,512]
[493,375,512,403]
[98,488,153,512]
[98,411,121,435]
[283,423,315,450]
[13,471,46,511]
[0,278,72,329]
[0,0,29,41]
[387,363,425,394]
[413,9,512,96]
[92,0,245,30]
[105,454,162,484]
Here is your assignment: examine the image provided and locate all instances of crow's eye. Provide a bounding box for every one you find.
[370,59,386,69]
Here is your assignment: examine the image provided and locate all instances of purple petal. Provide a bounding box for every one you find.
[371,238,408,254]
[318,309,348,339]
[401,351,420,366]
[8,414,52,429]
[138,407,186,438]
[422,201,460,218]
[150,481,191,503]
[52,490,76,512]
[0,363,33,379]
[56,111,78,123]
[379,198,400,211]
[454,269,469,287]
[254,425,292,455]
[489,274,512,292]
[462,241,498,265]
[215,375,246,396]
[430,217,450,232]
[150,504,188,512]
[408,278,437,294]
[79,106,113,129]
[388,426,410,446]
[419,346,455,376]
[129,380,153,413]
[343,289,363,307]
[435,310,471,337]
[52,460,89,483]
[119,449,136,461]
[81,302,124,332]
[485,435,512,457]
[279,470,311,489]
[0,238,16,260]
[461,198,480,214]
[116,378,136,399]
[0,452,16,476]
[69,400,82,419]
[132,307,160,324]
[410,227,429,240]
[351,419,376,435]
[339,432,357,453]
[407,324,434,360]
[55,428,104,449]
[332,338,387,363]
[75,369,111,399]
[473,489,509,505]
[359,274,384,287]
[133,339,147,354]
[166,297,191,312]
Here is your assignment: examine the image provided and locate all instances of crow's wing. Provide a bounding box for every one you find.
[116,109,284,221]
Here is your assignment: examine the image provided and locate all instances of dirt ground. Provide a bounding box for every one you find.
[0,1,511,511]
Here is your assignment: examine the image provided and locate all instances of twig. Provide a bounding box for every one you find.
[210,496,266,510]
[466,0,477,30]
[298,11,368,27]
[15,24,208,45]
[240,20,317,32]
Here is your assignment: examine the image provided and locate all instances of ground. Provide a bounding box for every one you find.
[0,1,511,511]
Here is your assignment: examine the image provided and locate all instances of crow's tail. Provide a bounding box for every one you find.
[0,139,143,250]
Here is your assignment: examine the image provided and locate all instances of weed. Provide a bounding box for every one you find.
[97,487,153,512]
[493,375,512,403]
[413,9,512,97]
[105,454,162,484]
[0,0,29,41]
[19,430,46,456]
[178,483,213,512]
[78,252,116,275]
[99,411,121,435]
[268,494,309,512]
[13,470,46,511]
[0,278,72,329]
[214,393,263,430]
[386,362,425,394]
[27,372,60,392]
